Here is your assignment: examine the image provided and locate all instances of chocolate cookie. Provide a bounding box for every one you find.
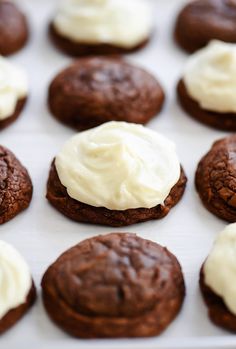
[46,160,187,227]
[200,266,236,332]
[49,23,149,57]
[48,57,165,131]
[41,233,185,338]
[177,80,236,131]
[0,282,36,334]
[195,135,236,222]
[0,145,33,224]
[0,1,29,56]
[0,98,27,131]
[174,0,236,53]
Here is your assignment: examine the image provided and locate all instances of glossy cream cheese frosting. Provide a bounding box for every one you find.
[0,240,31,319]
[183,40,236,113]
[53,0,152,49]
[204,223,236,315]
[0,56,28,121]
[55,121,181,211]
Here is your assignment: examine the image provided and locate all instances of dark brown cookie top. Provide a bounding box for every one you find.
[0,145,32,224]
[42,233,184,319]
[195,135,236,222]
[200,265,236,332]
[0,1,29,56]
[175,0,236,53]
[48,57,165,130]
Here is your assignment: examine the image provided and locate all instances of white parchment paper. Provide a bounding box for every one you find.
[0,1,235,348]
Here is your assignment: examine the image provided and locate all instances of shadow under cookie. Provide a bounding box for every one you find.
[46,161,187,227]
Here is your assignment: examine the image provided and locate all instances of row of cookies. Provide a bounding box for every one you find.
[1,0,236,341]
[1,122,235,226]
[2,223,236,337]
[1,0,236,57]
[1,38,236,132]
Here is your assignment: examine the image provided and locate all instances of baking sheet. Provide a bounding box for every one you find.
[1,0,235,348]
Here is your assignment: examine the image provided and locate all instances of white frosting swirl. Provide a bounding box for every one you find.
[204,223,236,315]
[183,40,236,113]
[0,56,28,121]
[53,0,152,49]
[0,240,31,319]
[55,121,181,211]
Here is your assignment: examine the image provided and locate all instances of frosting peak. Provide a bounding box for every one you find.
[55,121,181,211]
[183,40,236,113]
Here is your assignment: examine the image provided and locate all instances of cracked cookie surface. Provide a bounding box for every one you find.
[195,135,236,222]
[41,233,185,338]
[175,0,236,53]
[0,145,32,224]
[48,57,165,131]
[46,160,187,227]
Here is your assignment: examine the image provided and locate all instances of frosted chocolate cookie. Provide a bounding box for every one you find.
[174,0,236,53]
[200,223,236,332]
[195,135,236,222]
[46,121,187,227]
[48,57,165,131]
[0,240,36,334]
[0,56,28,130]
[0,145,32,224]
[0,1,29,56]
[177,40,236,131]
[41,232,185,338]
[49,0,152,56]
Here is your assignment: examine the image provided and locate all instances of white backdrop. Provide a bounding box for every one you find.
[0,1,234,348]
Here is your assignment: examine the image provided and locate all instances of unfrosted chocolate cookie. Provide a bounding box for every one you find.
[0,98,27,131]
[0,145,33,224]
[46,160,187,227]
[49,23,149,57]
[174,0,236,53]
[0,1,29,56]
[195,135,236,222]
[200,266,236,332]
[177,79,236,131]
[48,57,165,131]
[41,233,185,338]
[0,282,36,334]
